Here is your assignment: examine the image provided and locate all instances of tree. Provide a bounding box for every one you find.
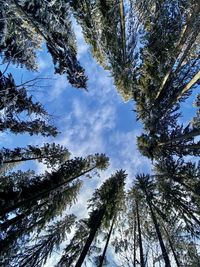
[0,143,70,170]
[56,219,89,267]
[58,170,126,267]
[0,180,81,265]
[0,0,40,70]
[135,174,172,267]
[70,0,139,100]
[0,153,109,217]
[137,123,200,160]
[97,216,115,267]
[11,0,87,89]
[0,72,58,136]
[11,214,76,267]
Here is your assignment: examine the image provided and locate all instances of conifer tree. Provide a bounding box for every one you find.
[11,0,87,89]
[12,214,76,267]
[57,170,126,267]
[0,143,70,170]
[0,72,58,136]
[0,153,109,217]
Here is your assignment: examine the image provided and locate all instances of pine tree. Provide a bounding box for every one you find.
[0,153,109,217]
[0,72,58,136]
[11,0,87,89]
[57,170,126,267]
[137,123,200,160]
[0,143,70,170]
[12,214,76,267]
[0,0,40,70]
[0,180,81,265]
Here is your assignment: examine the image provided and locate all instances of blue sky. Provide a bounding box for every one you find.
[1,20,199,266]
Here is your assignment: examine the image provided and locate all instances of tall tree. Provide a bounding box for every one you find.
[135,174,172,267]
[0,180,81,266]
[57,170,126,267]
[0,153,109,217]
[0,72,58,136]
[11,214,76,267]
[0,143,70,170]
[11,0,87,89]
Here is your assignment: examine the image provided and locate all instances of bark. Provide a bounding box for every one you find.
[133,214,137,267]
[136,200,145,267]
[98,216,115,267]
[176,70,200,101]
[75,207,106,267]
[119,0,126,61]
[162,224,180,267]
[147,197,171,267]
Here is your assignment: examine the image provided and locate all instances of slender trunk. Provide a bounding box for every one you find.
[155,30,199,101]
[98,216,115,267]
[158,128,200,146]
[155,4,200,101]
[119,0,126,61]
[75,207,106,267]
[3,156,47,164]
[0,166,95,217]
[176,70,200,101]
[173,31,200,77]
[136,200,145,267]
[133,214,137,267]
[162,224,180,267]
[147,198,171,267]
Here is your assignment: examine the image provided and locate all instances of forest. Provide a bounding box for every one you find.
[0,0,200,266]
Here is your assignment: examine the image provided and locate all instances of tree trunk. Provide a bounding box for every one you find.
[136,200,145,267]
[155,3,200,101]
[162,224,180,267]
[133,214,137,267]
[0,166,96,217]
[3,156,47,164]
[147,197,171,267]
[98,216,115,267]
[75,207,106,267]
[119,0,126,62]
[176,70,200,101]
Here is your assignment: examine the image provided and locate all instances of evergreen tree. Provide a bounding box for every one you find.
[56,219,89,267]
[11,0,87,89]
[137,123,200,159]
[0,153,109,217]
[11,214,76,267]
[0,143,70,170]
[57,170,126,266]
[0,72,58,136]
[0,0,40,70]
[70,0,139,100]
